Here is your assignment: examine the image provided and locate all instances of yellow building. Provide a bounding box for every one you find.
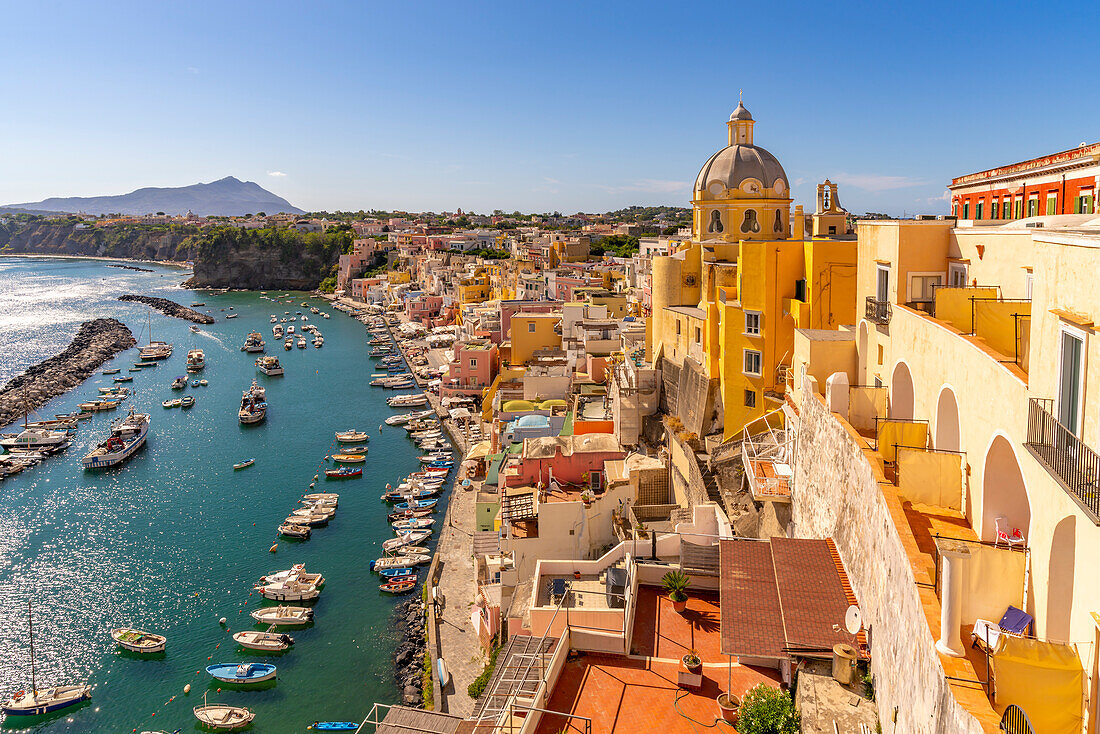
[649,102,857,438]
[457,273,491,305]
[509,312,563,366]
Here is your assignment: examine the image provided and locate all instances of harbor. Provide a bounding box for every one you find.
[0,256,438,732]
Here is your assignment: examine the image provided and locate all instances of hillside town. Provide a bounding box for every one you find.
[333,103,1100,734]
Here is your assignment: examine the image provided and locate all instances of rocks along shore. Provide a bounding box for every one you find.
[118,294,215,324]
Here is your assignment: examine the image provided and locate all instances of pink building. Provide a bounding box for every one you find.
[441,340,498,399]
[405,294,444,325]
[500,434,624,490]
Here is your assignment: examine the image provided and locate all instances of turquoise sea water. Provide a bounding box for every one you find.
[0,257,432,733]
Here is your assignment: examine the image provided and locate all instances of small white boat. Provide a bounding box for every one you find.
[233,458,255,470]
[193,701,255,730]
[256,355,284,376]
[250,605,312,626]
[233,629,294,652]
[302,493,338,504]
[370,554,429,570]
[110,627,166,653]
[278,522,311,539]
[335,430,368,443]
[259,564,307,585]
[256,578,321,601]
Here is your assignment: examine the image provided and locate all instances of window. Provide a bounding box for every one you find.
[962,201,970,219]
[1057,325,1086,435]
[975,200,983,219]
[740,210,760,234]
[1027,196,1039,217]
[744,389,757,408]
[744,311,761,335]
[948,262,968,288]
[909,273,943,302]
[743,349,762,376]
[990,198,999,219]
[1076,189,1095,214]
[469,358,478,368]
[676,321,681,335]
[1047,194,1058,216]
[1015,199,1023,219]
[694,327,701,343]
[875,264,890,302]
[1003,200,1012,219]
[528,322,536,333]
[794,279,808,302]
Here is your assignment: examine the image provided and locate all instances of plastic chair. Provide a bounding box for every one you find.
[995,516,1026,548]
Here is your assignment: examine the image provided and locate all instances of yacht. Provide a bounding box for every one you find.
[241,332,265,353]
[256,355,285,376]
[239,382,267,424]
[139,341,173,360]
[0,426,71,452]
[82,410,150,469]
[186,349,205,372]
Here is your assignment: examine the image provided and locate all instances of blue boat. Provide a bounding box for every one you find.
[310,723,359,731]
[395,498,438,511]
[378,568,416,579]
[206,662,277,683]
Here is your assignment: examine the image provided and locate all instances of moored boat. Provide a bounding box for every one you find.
[110,627,166,653]
[278,522,311,539]
[325,467,361,479]
[233,630,294,652]
[250,605,312,626]
[334,430,368,443]
[82,410,150,469]
[234,458,255,470]
[255,355,285,376]
[380,579,417,594]
[241,332,265,353]
[186,348,205,371]
[193,701,256,729]
[331,453,365,463]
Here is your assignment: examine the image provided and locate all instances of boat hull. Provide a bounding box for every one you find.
[2,686,91,716]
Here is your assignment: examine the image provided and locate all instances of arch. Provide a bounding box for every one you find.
[980,434,1031,543]
[857,321,870,385]
[1046,515,1076,642]
[889,361,914,420]
[934,385,960,452]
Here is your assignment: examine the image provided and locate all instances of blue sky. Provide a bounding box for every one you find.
[1,0,1097,216]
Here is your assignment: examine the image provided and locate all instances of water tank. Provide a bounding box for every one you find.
[831,643,858,685]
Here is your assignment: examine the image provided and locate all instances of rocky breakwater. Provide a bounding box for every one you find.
[118,294,215,324]
[393,597,427,706]
[0,318,135,428]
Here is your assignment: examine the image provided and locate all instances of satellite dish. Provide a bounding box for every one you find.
[844,605,863,635]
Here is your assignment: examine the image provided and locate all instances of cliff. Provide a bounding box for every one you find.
[0,219,199,261]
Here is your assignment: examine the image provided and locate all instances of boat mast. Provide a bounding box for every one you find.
[28,601,37,693]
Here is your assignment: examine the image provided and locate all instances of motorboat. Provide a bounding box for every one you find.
[273,324,284,339]
[398,545,431,556]
[234,458,255,470]
[225,313,238,319]
[313,337,324,348]
[382,488,439,503]
[302,492,339,504]
[102,368,120,375]
[287,512,329,527]
[239,385,267,425]
[395,498,438,511]
[180,395,195,408]
[380,579,417,594]
[278,522,311,539]
[186,349,205,372]
[392,518,435,531]
[193,701,255,730]
[378,567,417,579]
[98,386,130,395]
[113,374,134,383]
[287,325,295,334]
[335,430,368,443]
[110,628,166,653]
[331,453,365,463]
[290,506,334,522]
[300,498,337,512]
[256,355,284,376]
[233,630,294,653]
[258,565,318,586]
[284,339,292,350]
[383,530,431,552]
[387,394,428,407]
[0,426,71,452]
[171,376,187,389]
[271,315,278,323]
[325,467,361,479]
[241,332,266,353]
[388,508,434,523]
[208,662,277,684]
[134,361,158,368]
[370,554,428,571]
[257,578,320,602]
[82,410,150,469]
[297,336,306,349]
[250,605,313,626]
[190,325,201,333]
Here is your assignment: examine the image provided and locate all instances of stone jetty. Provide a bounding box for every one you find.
[0,318,135,428]
[118,294,214,324]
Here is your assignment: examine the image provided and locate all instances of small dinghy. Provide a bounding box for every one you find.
[310,722,359,731]
[233,458,255,470]
[303,493,338,505]
[250,605,312,626]
[207,662,277,684]
[180,395,195,409]
[335,430,368,443]
[331,453,366,463]
[102,368,121,375]
[193,701,255,730]
[325,467,361,479]
[233,630,294,652]
[110,628,167,653]
[392,518,435,531]
[370,554,429,571]
[380,579,417,594]
[278,522,311,539]
[382,530,431,552]
[395,498,438,511]
[378,567,417,579]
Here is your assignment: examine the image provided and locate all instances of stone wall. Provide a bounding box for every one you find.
[791,387,987,734]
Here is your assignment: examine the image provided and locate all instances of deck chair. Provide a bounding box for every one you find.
[550,578,567,604]
[971,605,1034,652]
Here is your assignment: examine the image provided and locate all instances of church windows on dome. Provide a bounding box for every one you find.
[708,210,724,234]
[773,210,783,233]
[741,210,760,234]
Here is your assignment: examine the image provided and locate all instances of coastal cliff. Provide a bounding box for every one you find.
[0,218,200,261]
[0,318,135,428]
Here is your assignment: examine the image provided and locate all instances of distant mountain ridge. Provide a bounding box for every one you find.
[2,176,305,217]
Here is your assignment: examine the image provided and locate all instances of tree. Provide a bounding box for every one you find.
[736,684,799,734]
[257,212,266,217]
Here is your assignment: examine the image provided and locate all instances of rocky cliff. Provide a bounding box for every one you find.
[0,219,198,261]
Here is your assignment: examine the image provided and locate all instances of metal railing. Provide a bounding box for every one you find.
[865,296,891,325]
[999,704,1035,734]
[1025,398,1100,523]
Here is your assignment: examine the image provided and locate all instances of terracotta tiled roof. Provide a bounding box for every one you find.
[719,540,786,659]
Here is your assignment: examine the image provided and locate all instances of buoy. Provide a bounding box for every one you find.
[184,683,191,694]
[309,483,315,488]
[219,617,227,625]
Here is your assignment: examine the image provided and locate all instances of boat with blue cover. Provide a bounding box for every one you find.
[377,567,416,578]
[310,723,359,731]
[394,498,438,511]
[206,662,277,684]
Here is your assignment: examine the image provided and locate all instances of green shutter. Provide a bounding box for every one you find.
[1086,195,1095,214]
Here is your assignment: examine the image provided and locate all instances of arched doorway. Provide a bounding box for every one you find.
[858,321,870,385]
[889,361,914,420]
[934,386,960,452]
[981,435,1031,543]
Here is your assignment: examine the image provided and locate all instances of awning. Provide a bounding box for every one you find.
[450,407,473,420]
[465,441,492,460]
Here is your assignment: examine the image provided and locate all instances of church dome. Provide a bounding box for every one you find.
[695,144,788,195]
[729,101,753,122]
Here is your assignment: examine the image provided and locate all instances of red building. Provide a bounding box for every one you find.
[949,143,1098,220]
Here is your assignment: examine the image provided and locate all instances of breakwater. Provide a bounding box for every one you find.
[0,317,135,427]
[393,597,428,705]
[118,294,215,323]
[107,263,154,272]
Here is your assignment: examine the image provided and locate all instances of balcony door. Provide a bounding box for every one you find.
[1057,326,1085,435]
[876,265,890,303]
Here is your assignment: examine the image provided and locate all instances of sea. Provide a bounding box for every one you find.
[0,256,433,732]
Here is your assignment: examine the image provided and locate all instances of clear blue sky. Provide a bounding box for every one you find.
[1,0,1097,216]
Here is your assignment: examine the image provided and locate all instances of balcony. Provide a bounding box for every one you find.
[865,296,891,325]
[1025,397,1100,524]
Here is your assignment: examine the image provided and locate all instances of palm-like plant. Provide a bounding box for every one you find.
[661,570,691,603]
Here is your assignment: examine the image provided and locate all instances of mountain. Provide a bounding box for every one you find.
[1,176,305,217]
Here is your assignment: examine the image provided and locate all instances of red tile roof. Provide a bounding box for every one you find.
[719,540,786,659]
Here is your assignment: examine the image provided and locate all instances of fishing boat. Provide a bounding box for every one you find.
[109,628,167,653]
[241,332,265,353]
[392,518,435,531]
[331,453,365,464]
[325,467,361,479]
[2,603,91,716]
[250,605,313,626]
[233,630,294,653]
[395,498,438,511]
[171,376,187,389]
[383,530,431,552]
[207,662,278,684]
[113,374,134,383]
[256,578,321,602]
[193,700,255,730]
[334,430,368,443]
[286,512,329,527]
[102,368,120,375]
[186,349,205,371]
[239,383,267,425]
[378,567,417,579]
[255,355,284,376]
[82,410,150,469]
[380,579,417,594]
[233,458,255,470]
[370,554,429,571]
[278,522,311,539]
[180,395,195,409]
[302,492,339,504]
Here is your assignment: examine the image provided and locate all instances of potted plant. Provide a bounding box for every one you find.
[681,650,702,674]
[580,490,594,507]
[716,692,740,724]
[573,570,581,580]
[661,570,691,613]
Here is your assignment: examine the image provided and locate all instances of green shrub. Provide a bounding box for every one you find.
[467,643,502,698]
[736,684,799,734]
[660,570,690,602]
[422,648,433,709]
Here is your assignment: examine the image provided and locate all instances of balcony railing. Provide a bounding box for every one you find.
[1025,398,1100,524]
[865,296,891,325]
